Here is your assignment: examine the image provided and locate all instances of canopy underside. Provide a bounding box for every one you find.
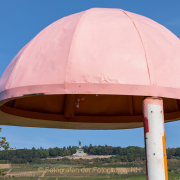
[0,94,179,130]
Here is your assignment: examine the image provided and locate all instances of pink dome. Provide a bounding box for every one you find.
[0,8,180,130]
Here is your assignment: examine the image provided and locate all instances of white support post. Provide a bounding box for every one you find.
[143,97,168,180]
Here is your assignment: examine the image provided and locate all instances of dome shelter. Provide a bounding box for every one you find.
[0,8,180,130]
[0,8,180,180]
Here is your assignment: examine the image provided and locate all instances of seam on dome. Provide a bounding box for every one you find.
[4,58,19,90]
[5,42,31,90]
[5,23,57,91]
[7,18,70,91]
[5,54,22,90]
[118,9,156,86]
[64,9,91,93]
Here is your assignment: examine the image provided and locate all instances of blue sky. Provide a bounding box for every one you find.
[0,0,180,149]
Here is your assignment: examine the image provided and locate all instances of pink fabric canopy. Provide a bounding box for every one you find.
[0,8,180,130]
[1,8,180,100]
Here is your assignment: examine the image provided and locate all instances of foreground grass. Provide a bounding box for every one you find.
[168,172,180,179]
[2,159,180,180]
[10,167,39,173]
[1,172,180,179]
[0,177,38,180]
[40,177,145,180]
[40,172,180,180]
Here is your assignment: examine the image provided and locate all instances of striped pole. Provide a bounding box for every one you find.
[143,97,168,180]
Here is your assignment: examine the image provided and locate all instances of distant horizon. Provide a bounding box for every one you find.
[9,144,180,150]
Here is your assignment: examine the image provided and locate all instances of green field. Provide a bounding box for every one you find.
[1,159,180,180]
[1,172,180,180]
[3,172,180,180]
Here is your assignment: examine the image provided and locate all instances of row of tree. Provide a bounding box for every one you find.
[0,145,179,163]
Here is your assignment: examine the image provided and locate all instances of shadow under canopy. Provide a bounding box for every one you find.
[0,94,180,129]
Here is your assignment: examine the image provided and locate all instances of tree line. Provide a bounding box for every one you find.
[0,145,179,164]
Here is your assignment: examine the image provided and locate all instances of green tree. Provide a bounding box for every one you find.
[174,148,180,157]
[0,127,11,177]
[0,128,10,150]
[49,148,57,157]
[54,147,63,156]
[37,149,44,158]
[64,149,71,156]
[121,156,128,162]
[92,146,102,155]
[127,154,134,162]
[43,150,49,158]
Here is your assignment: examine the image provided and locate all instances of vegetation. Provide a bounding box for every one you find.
[0,127,11,150]
[0,127,12,177]
[0,134,179,180]
[1,145,180,164]
[0,158,180,179]
[1,172,180,180]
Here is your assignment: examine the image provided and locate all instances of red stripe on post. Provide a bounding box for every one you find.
[144,117,149,133]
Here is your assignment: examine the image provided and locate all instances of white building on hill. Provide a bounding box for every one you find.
[73,141,87,157]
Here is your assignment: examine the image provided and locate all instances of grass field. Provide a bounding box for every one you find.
[10,166,39,173]
[1,172,180,179]
[40,172,180,180]
[1,159,180,179]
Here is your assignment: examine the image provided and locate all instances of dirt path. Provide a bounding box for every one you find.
[38,171,46,180]
[6,168,12,174]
